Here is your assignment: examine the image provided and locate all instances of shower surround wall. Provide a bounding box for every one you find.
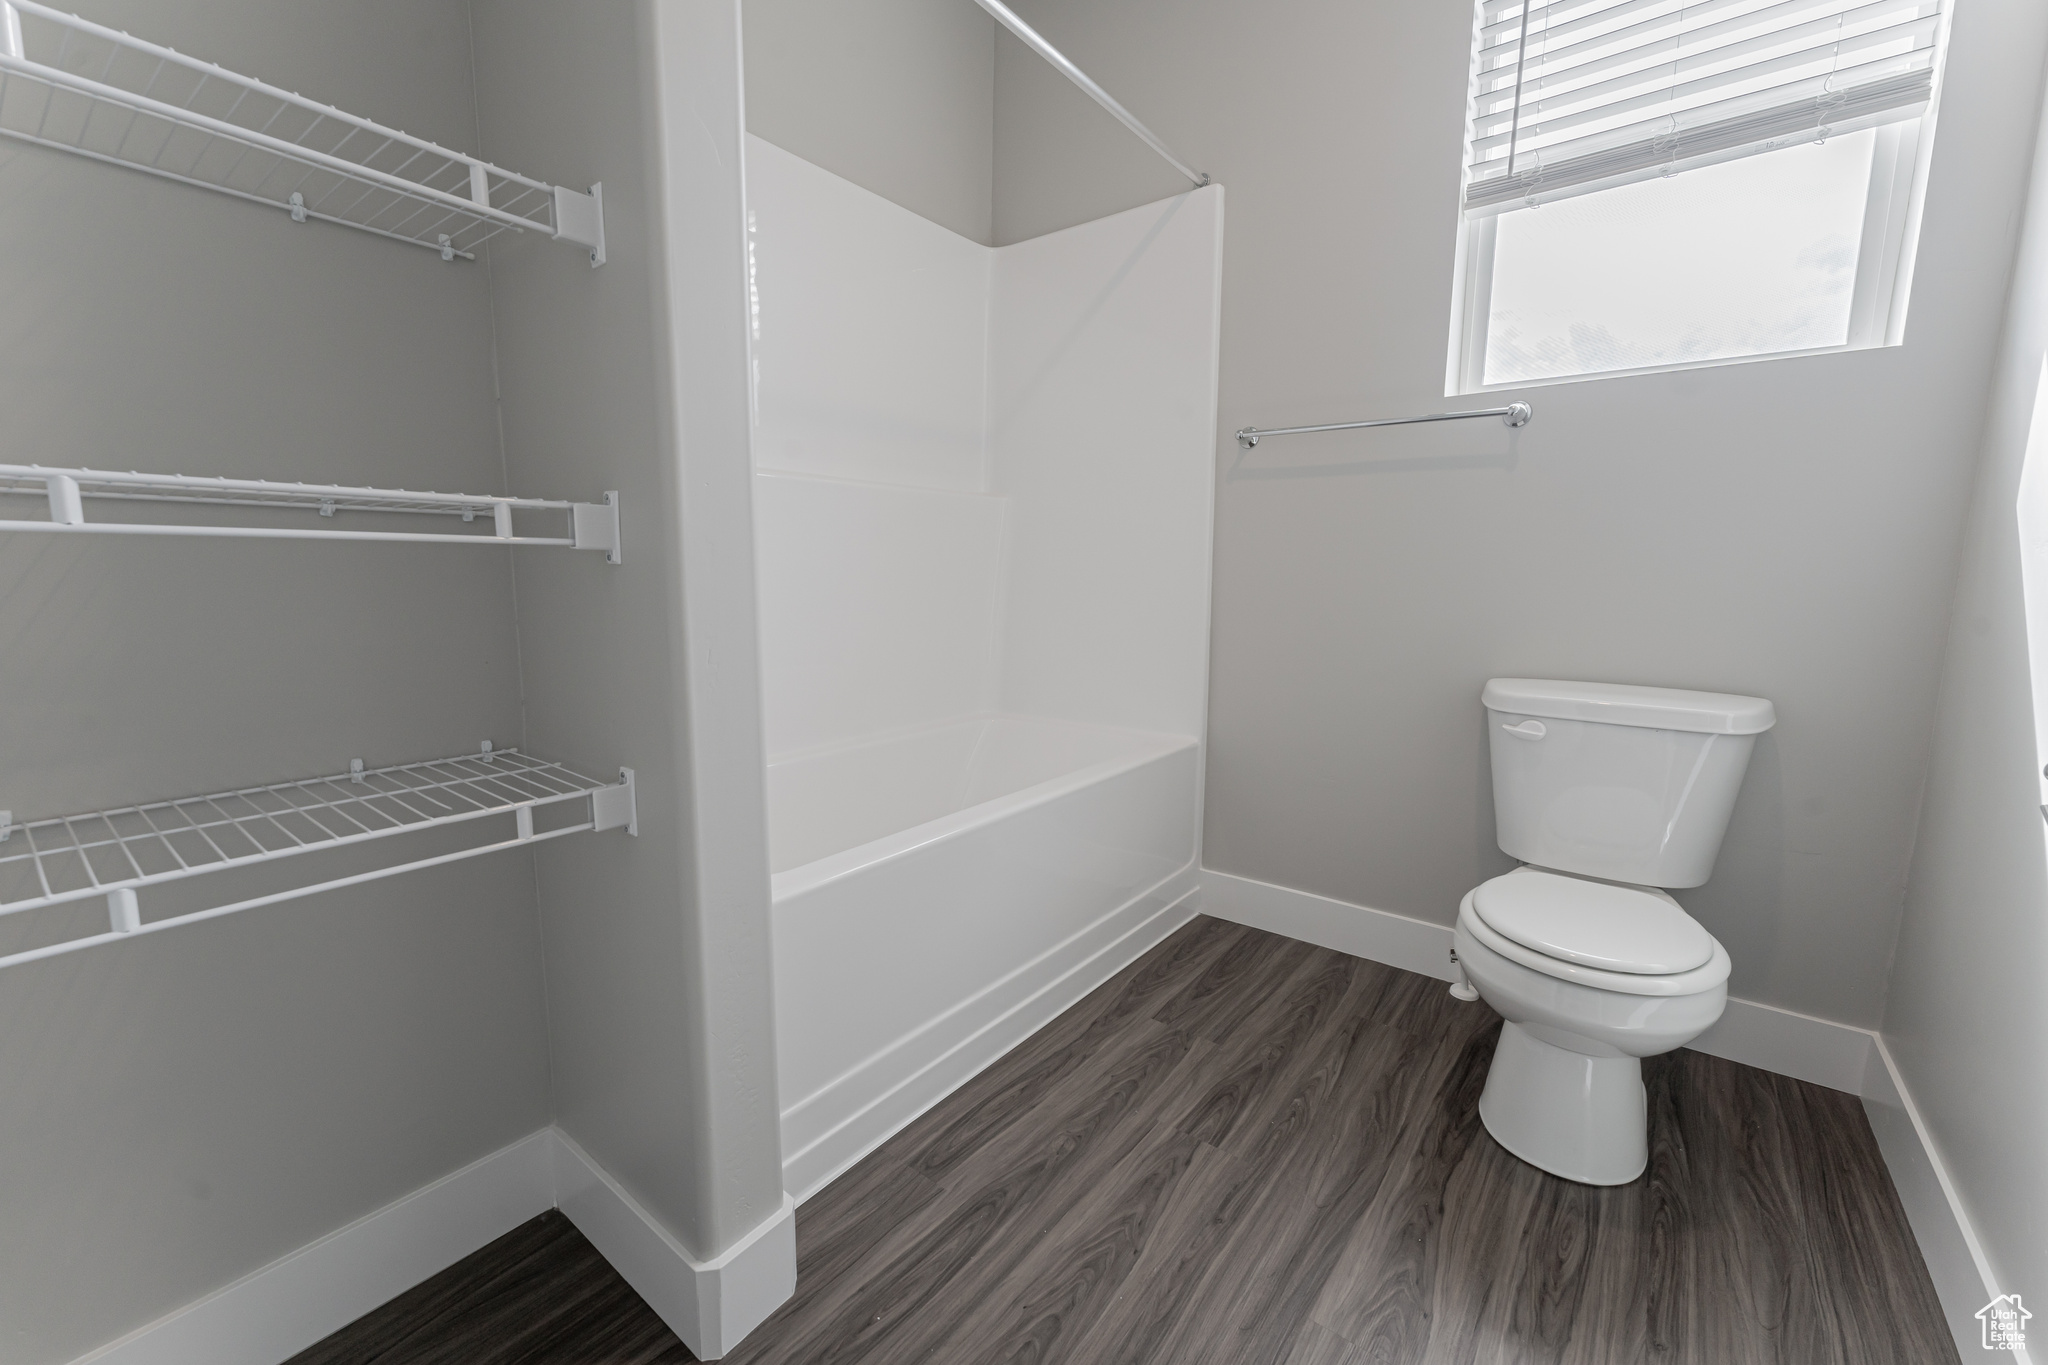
[745,135,1223,1197]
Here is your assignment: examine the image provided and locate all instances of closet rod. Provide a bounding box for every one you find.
[970,0,1209,189]
[1236,401,1533,449]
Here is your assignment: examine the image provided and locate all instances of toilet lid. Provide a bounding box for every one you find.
[1471,869,1715,975]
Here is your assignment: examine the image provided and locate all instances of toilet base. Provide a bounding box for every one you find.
[1478,1021,1647,1185]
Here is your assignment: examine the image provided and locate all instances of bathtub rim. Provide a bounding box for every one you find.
[770,728,1200,902]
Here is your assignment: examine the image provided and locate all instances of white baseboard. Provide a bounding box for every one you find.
[1200,867,1455,982]
[552,1130,795,1359]
[70,1127,797,1365]
[781,866,1202,1202]
[1862,1038,2030,1365]
[71,1130,558,1365]
[1687,996,1875,1093]
[1199,867,1874,1092]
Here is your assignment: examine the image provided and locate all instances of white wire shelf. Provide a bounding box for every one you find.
[0,465,622,560]
[0,747,637,970]
[0,0,604,264]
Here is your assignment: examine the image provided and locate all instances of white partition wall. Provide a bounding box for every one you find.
[471,6,792,1356]
[746,137,991,492]
[746,135,1002,770]
[746,133,1223,1194]
[747,132,1222,762]
[751,471,1006,758]
[989,193,1225,738]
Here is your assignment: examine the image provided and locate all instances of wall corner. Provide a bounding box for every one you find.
[550,1128,794,1359]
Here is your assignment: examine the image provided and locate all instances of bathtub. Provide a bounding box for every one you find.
[768,713,1202,1198]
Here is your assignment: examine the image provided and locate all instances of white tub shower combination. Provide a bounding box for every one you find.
[745,135,1225,1198]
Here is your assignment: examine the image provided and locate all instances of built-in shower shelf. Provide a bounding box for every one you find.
[0,465,622,560]
[0,0,604,264]
[0,747,637,970]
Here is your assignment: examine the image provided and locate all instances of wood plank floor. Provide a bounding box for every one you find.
[291,916,1957,1365]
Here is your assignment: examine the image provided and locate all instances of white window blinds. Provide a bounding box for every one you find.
[1463,0,1945,214]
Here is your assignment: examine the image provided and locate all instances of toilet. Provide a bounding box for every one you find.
[1452,678,1775,1186]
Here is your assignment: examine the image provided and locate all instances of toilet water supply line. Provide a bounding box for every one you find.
[968,0,1210,189]
[1449,949,1480,1001]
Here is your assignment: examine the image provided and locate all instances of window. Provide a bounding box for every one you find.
[1450,0,1948,392]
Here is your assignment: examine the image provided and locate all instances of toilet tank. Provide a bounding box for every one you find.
[1484,679,1775,888]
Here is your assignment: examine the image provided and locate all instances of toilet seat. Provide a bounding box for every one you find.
[1473,868,1713,974]
[1459,871,1730,998]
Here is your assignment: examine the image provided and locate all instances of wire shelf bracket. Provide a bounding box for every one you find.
[0,748,638,971]
[0,465,623,561]
[0,1,605,265]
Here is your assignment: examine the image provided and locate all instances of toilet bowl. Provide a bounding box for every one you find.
[1454,868,1730,1184]
[1460,678,1772,1186]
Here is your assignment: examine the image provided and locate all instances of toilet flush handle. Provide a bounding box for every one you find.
[1500,719,1547,740]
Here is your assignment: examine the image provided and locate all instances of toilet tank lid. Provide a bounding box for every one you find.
[1473,869,1717,975]
[1482,678,1775,735]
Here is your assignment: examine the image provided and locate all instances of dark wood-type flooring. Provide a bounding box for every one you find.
[290,916,1956,1365]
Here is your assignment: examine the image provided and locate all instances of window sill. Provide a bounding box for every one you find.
[1450,335,1898,397]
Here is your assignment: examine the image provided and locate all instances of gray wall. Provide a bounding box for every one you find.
[991,19,1186,248]
[991,0,2048,1029]
[0,3,550,1361]
[744,0,996,243]
[1883,69,2048,1335]
[472,0,787,1263]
